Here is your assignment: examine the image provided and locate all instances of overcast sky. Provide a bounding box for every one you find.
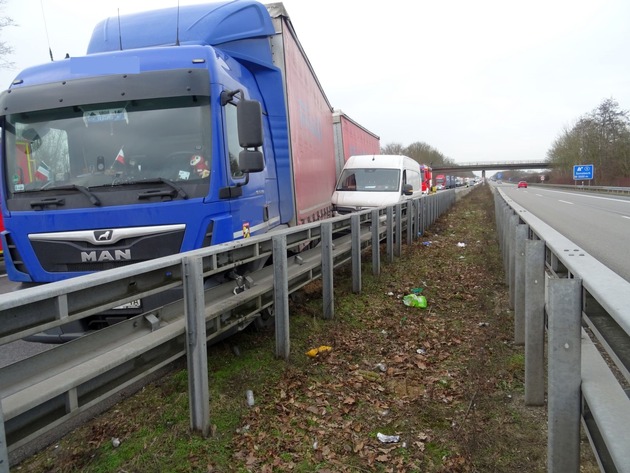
[1,0,629,164]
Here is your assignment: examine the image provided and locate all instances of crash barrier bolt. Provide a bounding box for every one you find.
[524,239,546,406]
[183,255,210,437]
[547,277,582,473]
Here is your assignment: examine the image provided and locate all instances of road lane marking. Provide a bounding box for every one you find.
[538,188,630,204]
[559,200,574,204]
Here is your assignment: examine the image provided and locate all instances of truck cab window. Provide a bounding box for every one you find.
[4,96,212,199]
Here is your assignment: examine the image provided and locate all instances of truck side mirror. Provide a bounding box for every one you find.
[239,150,264,173]
[402,183,413,195]
[237,99,263,149]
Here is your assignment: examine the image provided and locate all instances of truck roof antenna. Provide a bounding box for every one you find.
[175,0,181,46]
[39,0,54,61]
[117,8,123,50]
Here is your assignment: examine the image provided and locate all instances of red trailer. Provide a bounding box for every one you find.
[332,110,380,178]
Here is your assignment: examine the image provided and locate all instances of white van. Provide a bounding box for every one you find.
[331,154,423,215]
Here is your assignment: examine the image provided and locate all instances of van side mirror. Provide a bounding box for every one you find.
[237,99,263,148]
[402,183,413,195]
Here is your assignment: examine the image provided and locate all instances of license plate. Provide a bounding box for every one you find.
[114,299,142,310]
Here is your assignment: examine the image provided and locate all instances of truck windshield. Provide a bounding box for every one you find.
[3,96,211,197]
[336,168,400,192]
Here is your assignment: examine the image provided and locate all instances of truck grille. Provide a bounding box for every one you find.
[30,228,185,273]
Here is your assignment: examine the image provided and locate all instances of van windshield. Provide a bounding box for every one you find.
[336,168,400,192]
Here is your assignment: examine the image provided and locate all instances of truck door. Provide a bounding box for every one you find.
[223,101,274,240]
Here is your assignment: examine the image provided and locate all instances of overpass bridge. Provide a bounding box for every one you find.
[433,160,550,175]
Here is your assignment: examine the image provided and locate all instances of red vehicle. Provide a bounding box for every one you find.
[434,174,446,190]
[420,165,432,194]
[518,181,528,188]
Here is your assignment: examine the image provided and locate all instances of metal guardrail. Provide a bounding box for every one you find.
[0,190,457,470]
[541,183,630,195]
[494,187,630,473]
[505,182,630,196]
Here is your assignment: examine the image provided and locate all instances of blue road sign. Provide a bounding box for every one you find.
[573,164,594,180]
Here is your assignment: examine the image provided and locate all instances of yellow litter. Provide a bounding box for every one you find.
[305,345,333,357]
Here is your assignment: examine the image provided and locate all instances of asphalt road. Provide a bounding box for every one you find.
[499,183,630,283]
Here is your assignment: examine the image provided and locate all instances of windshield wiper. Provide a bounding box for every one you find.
[36,184,101,206]
[123,178,188,200]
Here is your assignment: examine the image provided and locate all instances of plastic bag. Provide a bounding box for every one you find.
[377,432,400,443]
[403,294,427,308]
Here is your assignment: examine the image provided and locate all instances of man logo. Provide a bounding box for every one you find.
[95,230,113,242]
[81,250,131,262]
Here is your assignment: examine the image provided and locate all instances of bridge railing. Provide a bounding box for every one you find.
[433,160,550,172]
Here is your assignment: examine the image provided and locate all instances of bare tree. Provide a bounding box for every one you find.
[547,98,630,185]
[381,142,405,155]
[0,0,16,69]
[403,141,454,167]
[380,140,455,169]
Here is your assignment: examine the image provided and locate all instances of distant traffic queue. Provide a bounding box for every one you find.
[434,174,472,190]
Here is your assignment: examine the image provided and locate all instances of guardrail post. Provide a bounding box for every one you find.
[183,255,210,437]
[524,239,545,406]
[351,214,361,294]
[273,235,290,360]
[435,191,440,218]
[371,210,381,276]
[0,404,8,473]
[503,208,511,286]
[514,224,528,345]
[321,222,334,320]
[386,207,394,263]
[502,207,512,283]
[547,277,582,473]
[394,204,402,257]
[406,201,413,246]
[418,197,424,235]
[508,214,518,308]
